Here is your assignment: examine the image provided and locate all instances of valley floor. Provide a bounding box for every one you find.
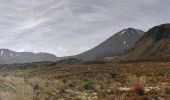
[0,61,169,100]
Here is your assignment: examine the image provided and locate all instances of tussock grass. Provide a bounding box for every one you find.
[0,76,34,100]
[128,75,146,95]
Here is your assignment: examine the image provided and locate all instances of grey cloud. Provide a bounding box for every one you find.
[0,0,170,56]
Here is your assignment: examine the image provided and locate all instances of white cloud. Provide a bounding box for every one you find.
[56,46,68,52]
[18,18,48,30]
[18,49,25,52]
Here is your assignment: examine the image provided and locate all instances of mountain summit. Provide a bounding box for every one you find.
[73,28,144,60]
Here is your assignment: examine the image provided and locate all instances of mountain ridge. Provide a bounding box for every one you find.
[0,49,58,64]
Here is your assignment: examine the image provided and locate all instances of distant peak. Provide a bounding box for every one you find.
[126,28,136,30]
[119,28,144,35]
[126,28,144,32]
[0,49,10,51]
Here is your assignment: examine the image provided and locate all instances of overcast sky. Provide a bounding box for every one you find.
[0,0,170,57]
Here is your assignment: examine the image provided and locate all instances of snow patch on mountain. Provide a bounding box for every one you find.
[124,41,126,45]
[120,30,127,35]
[10,53,13,57]
[1,50,3,56]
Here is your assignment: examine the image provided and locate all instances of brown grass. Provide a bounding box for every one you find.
[0,61,169,100]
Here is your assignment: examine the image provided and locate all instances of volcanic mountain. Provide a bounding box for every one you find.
[0,49,58,64]
[124,24,170,59]
[73,28,144,60]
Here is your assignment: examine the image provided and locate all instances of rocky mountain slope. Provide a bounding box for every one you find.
[124,24,170,59]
